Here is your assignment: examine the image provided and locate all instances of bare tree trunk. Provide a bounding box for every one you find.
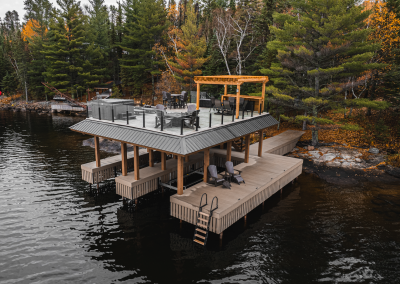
[302,111,307,130]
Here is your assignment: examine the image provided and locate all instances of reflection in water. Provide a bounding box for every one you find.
[0,110,399,283]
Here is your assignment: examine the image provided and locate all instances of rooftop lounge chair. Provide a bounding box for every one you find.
[208,165,226,187]
[187,104,196,113]
[179,91,188,108]
[156,104,165,110]
[225,161,245,185]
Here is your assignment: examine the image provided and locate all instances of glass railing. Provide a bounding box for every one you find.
[86,99,261,135]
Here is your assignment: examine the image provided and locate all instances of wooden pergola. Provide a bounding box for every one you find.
[194,75,269,118]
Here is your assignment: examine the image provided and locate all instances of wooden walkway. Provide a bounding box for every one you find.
[170,153,302,234]
[115,153,204,200]
[249,130,305,156]
[81,149,150,184]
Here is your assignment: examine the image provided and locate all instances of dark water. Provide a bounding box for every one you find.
[1,110,399,284]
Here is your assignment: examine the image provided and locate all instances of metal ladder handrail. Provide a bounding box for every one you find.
[199,193,208,211]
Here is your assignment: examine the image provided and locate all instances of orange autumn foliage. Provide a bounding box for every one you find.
[22,19,47,41]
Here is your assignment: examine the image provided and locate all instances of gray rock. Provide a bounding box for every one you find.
[342,162,356,168]
[385,166,400,178]
[322,153,336,161]
[308,151,321,159]
[293,147,299,151]
[369,147,379,154]
[326,161,341,167]
[355,158,362,163]
[341,154,352,159]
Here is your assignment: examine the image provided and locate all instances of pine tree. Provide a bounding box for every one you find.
[24,0,52,100]
[42,0,93,98]
[120,0,168,100]
[169,0,209,95]
[260,0,384,145]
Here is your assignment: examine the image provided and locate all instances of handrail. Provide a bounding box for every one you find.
[41,82,87,109]
[210,196,218,213]
[199,193,208,209]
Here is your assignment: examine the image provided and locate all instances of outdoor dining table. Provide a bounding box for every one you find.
[171,94,183,108]
[164,112,191,127]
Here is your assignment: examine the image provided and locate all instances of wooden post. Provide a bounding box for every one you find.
[177,156,184,195]
[236,84,240,119]
[204,148,210,182]
[185,155,189,162]
[220,232,223,240]
[220,143,224,149]
[161,152,166,170]
[196,83,200,110]
[121,142,127,176]
[226,141,232,162]
[94,136,101,167]
[262,82,266,112]
[148,149,154,167]
[224,84,227,101]
[134,145,140,180]
[244,134,250,163]
[258,129,264,157]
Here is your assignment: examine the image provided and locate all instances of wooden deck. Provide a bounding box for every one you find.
[81,149,152,184]
[170,153,302,234]
[115,153,204,200]
[249,130,305,156]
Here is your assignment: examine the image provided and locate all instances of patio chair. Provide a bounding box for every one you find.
[222,100,231,115]
[155,110,172,128]
[243,100,254,114]
[156,104,165,110]
[225,161,245,185]
[184,109,199,129]
[165,92,174,108]
[179,91,188,108]
[208,165,226,187]
[162,91,168,106]
[213,100,223,113]
[187,104,196,113]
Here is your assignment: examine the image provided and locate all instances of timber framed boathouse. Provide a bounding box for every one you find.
[70,75,304,245]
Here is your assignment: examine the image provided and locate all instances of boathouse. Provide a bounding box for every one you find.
[70,75,304,245]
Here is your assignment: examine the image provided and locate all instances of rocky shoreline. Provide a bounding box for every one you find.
[0,100,52,114]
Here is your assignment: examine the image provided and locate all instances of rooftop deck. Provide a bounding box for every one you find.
[87,100,263,136]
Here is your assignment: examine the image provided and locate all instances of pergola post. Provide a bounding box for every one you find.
[244,134,250,163]
[226,141,232,162]
[121,142,127,176]
[258,130,264,157]
[196,83,200,110]
[94,136,101,167]
[148,149,154,167]
[262,82,266,112]
[161,152,166,170]
[177,156,184,195]
[224,84,227,98]
[134,145,140,180]
[204,148,210,182]
[236,84,240,119]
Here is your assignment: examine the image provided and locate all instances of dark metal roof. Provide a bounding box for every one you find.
[70,114,278,155]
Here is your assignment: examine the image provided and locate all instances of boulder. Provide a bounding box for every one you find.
[322,153,336,161]
[385,166,400,179]
[308,151,321,159]
[326,161,341,167]
[369,147,379,154]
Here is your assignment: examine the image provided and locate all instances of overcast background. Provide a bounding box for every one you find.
[1,0,120,22]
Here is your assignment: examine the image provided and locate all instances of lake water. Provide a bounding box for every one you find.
[1,110,399,283]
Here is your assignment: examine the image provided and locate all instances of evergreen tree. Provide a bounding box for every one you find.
[261,0,384,145]
[24,0,52,100]
[120,0,168,100]
[43,0,96,98]
[169,0,209,95]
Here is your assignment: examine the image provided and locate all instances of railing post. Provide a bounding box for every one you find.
[181,118,184,135]
[143,111,145,128]
[98,107,101,120]
[221,112,224,125]
[196,116,199,131]
[259,103,262,115]
[251,102,254,117]
[209,113,212,127]
[161,112,164,131]
[242,108,244,119]
[112,107,114,122]
[86,106,89,118]
[232,109,234,122]
[126,110,129,125]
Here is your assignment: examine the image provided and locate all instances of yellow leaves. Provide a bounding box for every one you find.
[22,19,47,41]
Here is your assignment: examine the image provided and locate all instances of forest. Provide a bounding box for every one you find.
[1,0,400,163]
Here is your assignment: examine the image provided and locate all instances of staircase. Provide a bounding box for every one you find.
[42,82,87,109]
[193,194,218,246]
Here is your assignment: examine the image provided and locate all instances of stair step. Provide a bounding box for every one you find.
[194,239,204,245]
[196,228,207,234]
[199,212,209,217]
[199,218,208,223]
[195,234,205,240]
[197,223,207,229]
